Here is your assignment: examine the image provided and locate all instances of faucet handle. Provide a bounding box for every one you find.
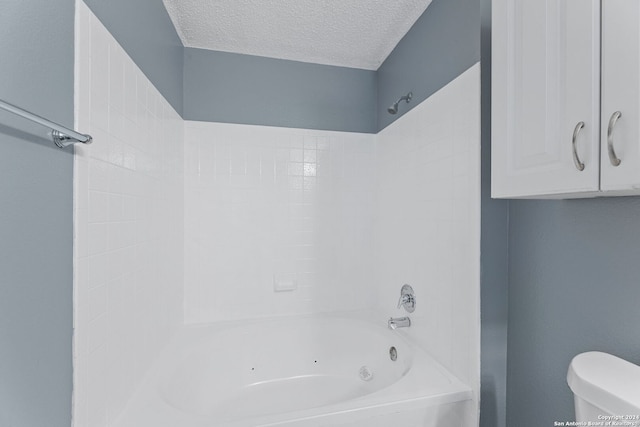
[397,293,413,309]
[397,284,415,313]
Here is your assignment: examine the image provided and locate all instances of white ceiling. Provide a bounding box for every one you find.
[163,0,433,70]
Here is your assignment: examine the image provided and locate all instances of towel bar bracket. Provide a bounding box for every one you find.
[52,130,93,148]
[0,98,93,149]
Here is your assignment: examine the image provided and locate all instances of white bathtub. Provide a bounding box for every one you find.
[115,313,473,427]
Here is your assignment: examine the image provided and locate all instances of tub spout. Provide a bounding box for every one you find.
[388,316,411,330]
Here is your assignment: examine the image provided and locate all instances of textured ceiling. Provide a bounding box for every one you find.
[163,0,433,70]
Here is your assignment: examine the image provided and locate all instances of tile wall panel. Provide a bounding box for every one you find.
[73,2,184,426]
[374,64,481,426]
[184,122,376,323]
[73,5,479,423]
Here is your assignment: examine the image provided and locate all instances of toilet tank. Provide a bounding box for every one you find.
[567,351,640,422]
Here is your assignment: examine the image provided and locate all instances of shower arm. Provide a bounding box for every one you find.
[396,93,413,104]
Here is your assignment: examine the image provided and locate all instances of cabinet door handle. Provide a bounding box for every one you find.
[607,111,622,167]
[572,121,585,171]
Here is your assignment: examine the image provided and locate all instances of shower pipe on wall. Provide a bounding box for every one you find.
[0,99,92,148]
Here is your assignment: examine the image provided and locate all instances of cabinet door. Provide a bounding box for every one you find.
[492,0,600,198]
[601,0,640,193]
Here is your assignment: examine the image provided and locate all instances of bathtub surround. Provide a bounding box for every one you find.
[183,125,376,320]
[378,1,508,425]
[0,0,74,426]
[73,2,184,425]
[375,63,481,423]
[374,0,480,427]
[184,123,376,322]
[73,0,483,425]
[82,0,184,115]
[179,64,480,427]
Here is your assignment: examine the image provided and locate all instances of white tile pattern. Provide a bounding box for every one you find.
[374,63,481,426]
[73,2,479,423]
[73,2,184,426]
[184,122,376,323]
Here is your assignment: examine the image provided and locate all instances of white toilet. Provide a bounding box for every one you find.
[567,351,640,421]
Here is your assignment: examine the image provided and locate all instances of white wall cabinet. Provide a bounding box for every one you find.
[600,0,640,193]
[492,0,640,198]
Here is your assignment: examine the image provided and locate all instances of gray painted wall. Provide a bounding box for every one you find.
[83,0,184,115]
[183,48,377,133]
[0,1,75,426]
[376,0,481,132]
[479,0,509,427]
[507,197,640,425]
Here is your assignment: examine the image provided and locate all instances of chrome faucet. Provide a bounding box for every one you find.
[389,285,415,329]
[397,284,415,313]
[388,316,411,329]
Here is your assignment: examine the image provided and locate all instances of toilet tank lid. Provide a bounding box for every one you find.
[567,351,640,415]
